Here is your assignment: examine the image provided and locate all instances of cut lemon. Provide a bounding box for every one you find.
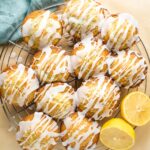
[100,118,135,150]
[121,91,150,126]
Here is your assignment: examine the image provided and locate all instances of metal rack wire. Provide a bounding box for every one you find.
[0,3,150,150]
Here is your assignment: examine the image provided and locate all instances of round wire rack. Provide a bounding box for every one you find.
[0,2,150,150]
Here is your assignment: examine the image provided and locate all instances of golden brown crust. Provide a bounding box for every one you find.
[109,50,148,88]
[22,10,62,49]
[71,38,110,80]
[31,46,71,83]
[63,0,110,43]
[76,75,120,120]
[35,82,75,119]
[17,112,59,150]
[22,10,45,47]
[23,113,34,121]
[60,112,100,150]
[101,13,139,51]
[0,64,39,107]
[22,10,45,26]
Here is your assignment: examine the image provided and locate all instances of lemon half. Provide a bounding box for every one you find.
[121,91,150,126]
[100,118,135,150]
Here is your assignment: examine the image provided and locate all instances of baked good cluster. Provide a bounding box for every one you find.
[0,0,148,149]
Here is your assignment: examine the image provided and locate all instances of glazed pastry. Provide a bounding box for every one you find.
[60,112,100,150]
[62,0,110,43]
[71,36,110,80]
[0,64,39,107]
[31,46,72,84]
[16,112,59,150]
[101,13,139,51]
[35,82,76,119]
[76,74,120,120]
[107,50,148,88]
[22,10,62,49]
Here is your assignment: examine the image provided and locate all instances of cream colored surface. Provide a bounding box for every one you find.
[0,0,150,149]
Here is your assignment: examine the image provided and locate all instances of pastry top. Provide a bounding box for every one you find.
[22,10,62,49]
[107,50,148,88]
[62,0,110,42]
[61,112,100,150]
[101,13,139,51]
[71,36,110,80]
[0,64,39,107]
[16,112,59,150]
[31,46,72,84]
[35,82,76,119]
[76,74,120,120]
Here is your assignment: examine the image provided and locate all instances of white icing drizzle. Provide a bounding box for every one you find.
[61,112,100,150]
[101,13,139,51]
[22,10,62,49]
[22,19,32,37]
[71,36,110,80]
[16,112,59,150]
[119,13,139,28]
[108,50,148,88]
[35,83,76,119]
[76,74,120,120]
[62,0,110,41]
[0,64,39,107]
[31,46,72,84]
[35,11,50,37]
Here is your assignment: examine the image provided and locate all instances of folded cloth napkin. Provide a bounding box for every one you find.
[0,0,64,44]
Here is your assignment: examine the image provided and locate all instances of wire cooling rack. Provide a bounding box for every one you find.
[0,2,150,150]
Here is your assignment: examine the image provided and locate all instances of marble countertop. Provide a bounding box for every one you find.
[0,0,150,149]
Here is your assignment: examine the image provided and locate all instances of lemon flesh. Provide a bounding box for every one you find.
[121,91,150,126]
[100,118,135,150]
